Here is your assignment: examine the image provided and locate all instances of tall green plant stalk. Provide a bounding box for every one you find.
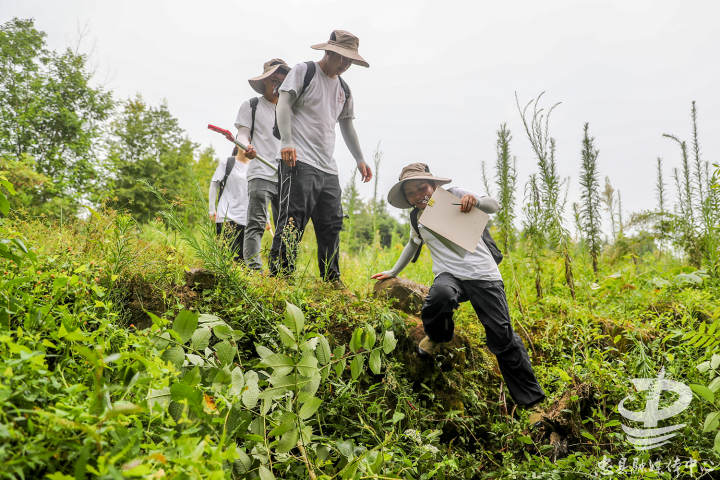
[578,123,602,277]
[480,160,494,198]
[341,169,360,252]
[617,190,624,237]
[371,143,383,250]
[493,123,517,253]
[601,176,617,241]
[522,174,544,300]
[517,92,575,299]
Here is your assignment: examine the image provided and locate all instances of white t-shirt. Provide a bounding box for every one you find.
[277,62,354,175]
[411,187,502,282]
[211,157,249,225]
[235,96,280,183]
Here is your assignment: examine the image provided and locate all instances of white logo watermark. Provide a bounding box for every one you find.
[618,367,693,450]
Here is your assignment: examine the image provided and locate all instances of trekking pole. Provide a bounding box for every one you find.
[207,124,277,172]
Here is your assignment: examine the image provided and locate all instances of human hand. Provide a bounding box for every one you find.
[244,144,257,160]
[281,147,297,167]
[209,213,216,222]
[371,272,393,281]
[459,194,477,213]
[265,222,271,231]
[358,162,372,183]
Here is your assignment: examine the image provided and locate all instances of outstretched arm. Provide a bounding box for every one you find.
[449,187,501,214]
[371,238,421,280]
[208,180,219,221]
[277,90,298,166]
[339,118,372,183]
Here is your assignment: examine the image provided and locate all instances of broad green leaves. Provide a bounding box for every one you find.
[172,310,198,344]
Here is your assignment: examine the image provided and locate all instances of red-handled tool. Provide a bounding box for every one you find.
[208,124,277,172]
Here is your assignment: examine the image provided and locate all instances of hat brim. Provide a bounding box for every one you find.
[248,64,290,95]
[311,42,369,68]
[387,176,452,209]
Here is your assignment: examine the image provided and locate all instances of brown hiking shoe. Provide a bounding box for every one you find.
[417,336,439,358]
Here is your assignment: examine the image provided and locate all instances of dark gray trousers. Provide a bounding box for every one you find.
[243,178,279,270]
[270,161,343,280]
[422,272,545,406]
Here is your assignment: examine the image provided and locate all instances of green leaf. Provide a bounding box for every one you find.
[369,350,382,375]
[690,384,715,403]
[709,377,720,392]
[334,345,346,377]
[260,353,295,369]
[182,366,202,387]
[190,327,211,351]
[215,340,237,366]
[704,411,720,433]
[364,325,377,350]
[242,372,259,409]
[170,382,203,407]
[603,420,621,428]
[213,324,233,340]
[316,336,331,365]
[147,387,171,409]
[0,180,16,195]
[258,465,276,480]
[712,354,720,370]
[161,345,185,370]
[276,428,299,454]
[173,310,199,344]
[297,354,318,376]
[715,430,720,452]
[234,449,253,474]
[299,397,322,419]
[382,330,397,354]
[278,325,298,350]
[284,302,305,338]
[581,431,597,443]
[698,361,712,373]
[256,344,274,358]
[518,435,533,444]
[350,354,364,380]
[230,367,245,397]
[349,328,363,353]
[339,458,359,479]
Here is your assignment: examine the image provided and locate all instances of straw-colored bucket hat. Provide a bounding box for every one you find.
[387,163,452,209]
[248,59,291,95]
[311,30,369,68]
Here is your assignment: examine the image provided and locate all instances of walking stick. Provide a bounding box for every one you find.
[207,124,278,172]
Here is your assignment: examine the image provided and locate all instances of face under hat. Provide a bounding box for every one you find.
[387,163,452,209]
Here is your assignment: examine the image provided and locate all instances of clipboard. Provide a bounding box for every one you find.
[418,187,489,254]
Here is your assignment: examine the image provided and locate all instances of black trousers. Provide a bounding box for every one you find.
[270,161,343,280]
[215,221,245,263]
[422,272,545,406]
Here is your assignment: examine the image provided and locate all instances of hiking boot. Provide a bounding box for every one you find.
[526,402,546,429]
[417,336,439,358]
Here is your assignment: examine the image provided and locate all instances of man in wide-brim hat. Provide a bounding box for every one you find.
[231,59,289,271]
[269,30,372,286]
[372,163,546,412]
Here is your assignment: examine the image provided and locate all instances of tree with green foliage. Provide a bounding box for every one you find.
[578,123,602,277]
[0,18,114,217]
[105,95,200,223]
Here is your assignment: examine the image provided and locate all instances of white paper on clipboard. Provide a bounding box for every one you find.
[418,187,490,253]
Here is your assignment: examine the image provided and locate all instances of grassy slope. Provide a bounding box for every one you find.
[1,209,719,479]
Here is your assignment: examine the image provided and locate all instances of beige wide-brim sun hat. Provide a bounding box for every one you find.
[248,59,291,95]
[311,30,369,68]
[387,163,452,209]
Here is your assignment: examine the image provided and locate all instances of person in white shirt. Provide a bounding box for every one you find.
[372,163,545,408]
[270,30,372,286]
[208,147,249,262]
[235,59,290,271]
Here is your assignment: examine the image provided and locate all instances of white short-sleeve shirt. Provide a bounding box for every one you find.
[411,187,502,281]
[211,157,249,225]
[277,62,354,175]
[235,96,280,183]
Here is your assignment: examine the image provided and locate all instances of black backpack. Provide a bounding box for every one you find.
[408,205,503,265]
[220,97,259,201]
[272,61,350,140]
[217,157,236,201]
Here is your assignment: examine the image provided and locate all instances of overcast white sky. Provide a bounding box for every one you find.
[3,0,719,231]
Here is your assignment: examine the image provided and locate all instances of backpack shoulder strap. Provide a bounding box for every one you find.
[218,157,236,201]
[249,97,259,143]
[338,75,350,101]
[409,207,424,263]
[299,61,316,98]
[482,226,504,265]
